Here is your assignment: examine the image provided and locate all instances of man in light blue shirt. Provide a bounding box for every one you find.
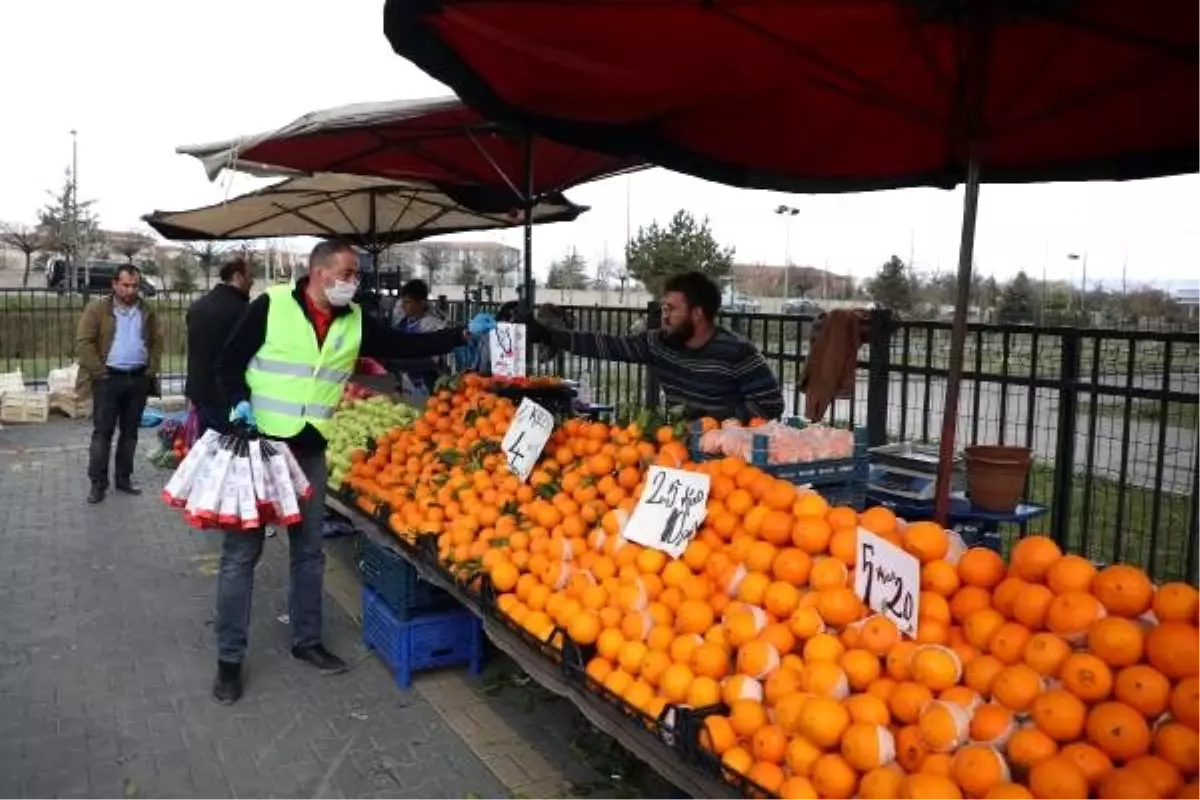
[75,264,163,504]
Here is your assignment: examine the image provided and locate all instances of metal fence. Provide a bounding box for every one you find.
[4,288,1196,582]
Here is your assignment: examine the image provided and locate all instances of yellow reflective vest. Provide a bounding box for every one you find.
[244,285,362,438]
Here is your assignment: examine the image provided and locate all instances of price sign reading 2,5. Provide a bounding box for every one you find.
[622,466,711,559]
[854,527,921,638]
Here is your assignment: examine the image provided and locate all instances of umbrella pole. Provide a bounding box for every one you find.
[521,134,535,315]
[933,156,982,524]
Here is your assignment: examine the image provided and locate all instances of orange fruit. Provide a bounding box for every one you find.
[965,654,1005,695]
[1006,727,1059,770]
[1154,721,1199,775]
[1060,742,1114,790]
[1030,688,1088,742]
[1126,754,1184,798]
[970,703,1016,745]
[1086,701,1152,762]
[1044,591,1104,642]
[1092,564,1154,618]
[797,695,851,748]
[1009,535,1062,583]
[1146,620,1200,680]
[728,698,769,737]
[858,765,904,800]
[1060,652,1114,703]
[841,722,895,772]
[898,772,963,799]
[1170,676,1200,729]
[1087,616,1145,668]
[751,722,788,764]
[988,621,1032,665]
[1113,664,1172,717]
[1096,767,1156,799]
[952,744,1011,798]
[888,681,933,725]
[1028,755,1089,800]
[992,663,1043,712]
[784,732,823,775]
[895,724,928,771]
[859,614,899,656]
[992,576,1028,618]
[950,585,993,623]
[1045,554,1097,594]
[701,715,737,755]
[810,753,859,800]
[922,559,961,597]
[958,547,1006,589]
[1023,631,1072,676]
[902,520,949,563]
[1011,583,1055,629]
[1154,582,1200,623]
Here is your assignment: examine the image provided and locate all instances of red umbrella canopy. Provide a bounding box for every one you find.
[382,0,1198,192]
[177,97,644,199]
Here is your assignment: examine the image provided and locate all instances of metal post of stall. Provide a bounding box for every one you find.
[521,136,536,316]
[934,159,982,524]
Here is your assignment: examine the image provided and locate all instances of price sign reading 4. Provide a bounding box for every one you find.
[499,398,554,483]
[854,527,921,638]
[622,466,711,559]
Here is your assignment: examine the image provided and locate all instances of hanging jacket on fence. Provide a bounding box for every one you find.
[799,309,869,422]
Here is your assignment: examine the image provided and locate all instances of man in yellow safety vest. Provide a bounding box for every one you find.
[211,240,468,704]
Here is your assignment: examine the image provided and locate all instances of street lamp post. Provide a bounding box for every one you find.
[1068,252,1088,319]
[775,204,799,299]
[68,130,80,296]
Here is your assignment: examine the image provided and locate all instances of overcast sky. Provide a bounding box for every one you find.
[2,0,1196,288]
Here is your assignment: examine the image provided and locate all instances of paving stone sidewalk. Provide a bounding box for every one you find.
[0,421,512,799]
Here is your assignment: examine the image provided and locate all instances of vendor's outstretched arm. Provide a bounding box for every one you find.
[541,326,655,365]
[736,351,786,420]
[361,314,467,359]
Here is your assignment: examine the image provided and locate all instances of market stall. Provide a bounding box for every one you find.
[258,373,1197,800]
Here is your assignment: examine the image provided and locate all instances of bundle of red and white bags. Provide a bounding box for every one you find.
[161,428,312,530]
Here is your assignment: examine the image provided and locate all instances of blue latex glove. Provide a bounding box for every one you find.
[228,400,256,427]
[468,312,496,336]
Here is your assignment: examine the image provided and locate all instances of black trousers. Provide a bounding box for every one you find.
[88,371,150,488]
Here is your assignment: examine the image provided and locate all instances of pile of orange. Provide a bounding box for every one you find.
[347,378,1200,800]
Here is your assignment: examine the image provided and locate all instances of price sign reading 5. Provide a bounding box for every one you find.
[854,527,921,638]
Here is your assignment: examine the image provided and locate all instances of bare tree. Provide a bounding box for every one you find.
[419,243,450,286]
[0,223,44,287]
[112,230,155,264]
[593,254,618,290]
[458,251,480,285]
[185,242,229,289]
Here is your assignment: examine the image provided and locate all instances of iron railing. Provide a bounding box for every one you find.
[4,288,1196,582]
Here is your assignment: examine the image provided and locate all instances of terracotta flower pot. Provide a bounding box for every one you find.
[964,445,1033,513]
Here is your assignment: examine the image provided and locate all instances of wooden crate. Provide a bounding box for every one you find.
[49,391,91,419]
[147,394,188,413]
[1,392,50,424]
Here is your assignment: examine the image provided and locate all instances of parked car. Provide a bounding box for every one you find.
[782,298,825,317]
[724,292,761,313]
[47,259,160,296]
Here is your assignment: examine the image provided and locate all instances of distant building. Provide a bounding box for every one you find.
[385,241,520,285]
[731,263,853,299]
[1171,281,1200,316]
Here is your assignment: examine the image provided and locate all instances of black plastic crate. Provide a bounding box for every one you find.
[489,383,577,417]
[356,535,459,620]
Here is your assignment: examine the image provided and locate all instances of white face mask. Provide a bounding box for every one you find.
[326,279,358,307]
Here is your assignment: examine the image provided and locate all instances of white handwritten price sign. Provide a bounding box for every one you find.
[500,398,554,482]
[623,466,711,559]
[489,322,526,377]
[854,527,921,638]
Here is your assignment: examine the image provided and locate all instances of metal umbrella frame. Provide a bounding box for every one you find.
[142,172,588,285]
[176,97,645,312]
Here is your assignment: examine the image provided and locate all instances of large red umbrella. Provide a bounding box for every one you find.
[381,0,1197,523]
[178,97,644,307]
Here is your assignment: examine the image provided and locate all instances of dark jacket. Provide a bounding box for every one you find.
[74,295,163,395]
[216,279,466,453]
[185,283,250,409]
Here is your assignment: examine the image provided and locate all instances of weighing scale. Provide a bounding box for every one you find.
[868,442,964,502]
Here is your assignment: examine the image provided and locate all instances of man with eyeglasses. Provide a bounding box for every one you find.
[211,239,469,704]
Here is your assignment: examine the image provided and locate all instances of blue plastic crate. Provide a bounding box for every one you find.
[357,535,457,620]
[362,587,484,689]
[688,418,869,496]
